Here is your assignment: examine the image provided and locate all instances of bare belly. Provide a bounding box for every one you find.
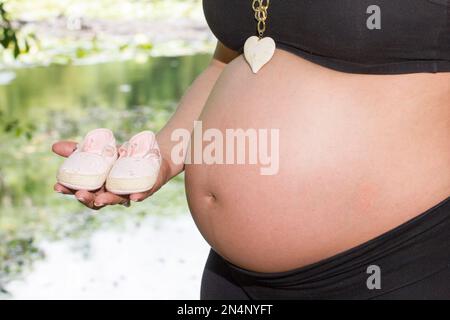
[185,49,450,273]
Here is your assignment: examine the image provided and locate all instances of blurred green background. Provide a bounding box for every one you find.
[0,0,214,297]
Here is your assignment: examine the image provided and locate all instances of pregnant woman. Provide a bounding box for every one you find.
[53,0,450,299]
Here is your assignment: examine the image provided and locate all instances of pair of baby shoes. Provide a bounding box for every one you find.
[57,128,161,195]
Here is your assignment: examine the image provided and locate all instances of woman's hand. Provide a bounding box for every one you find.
[52,141,170,210]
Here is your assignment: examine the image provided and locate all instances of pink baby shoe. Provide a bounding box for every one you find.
[57,128,118,191]
[106,131,161,195]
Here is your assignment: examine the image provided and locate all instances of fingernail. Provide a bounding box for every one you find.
[76,196,85,201]
[94,202,104,207]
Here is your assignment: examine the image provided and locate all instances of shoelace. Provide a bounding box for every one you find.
[77,138,116,158]
[118,142,161,161]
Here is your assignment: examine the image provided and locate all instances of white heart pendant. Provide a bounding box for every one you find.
[244,36,276,74]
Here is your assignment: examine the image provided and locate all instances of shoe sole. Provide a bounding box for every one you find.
[106,176,157,195]
[57,170,107,191]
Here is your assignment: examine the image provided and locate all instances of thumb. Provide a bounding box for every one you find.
[52,141,78,158]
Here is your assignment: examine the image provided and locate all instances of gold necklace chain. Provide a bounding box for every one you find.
[252,0,271,38]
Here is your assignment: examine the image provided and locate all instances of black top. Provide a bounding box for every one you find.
[203,0,450,74]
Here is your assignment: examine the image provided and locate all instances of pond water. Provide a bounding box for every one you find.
[0,54,212,299]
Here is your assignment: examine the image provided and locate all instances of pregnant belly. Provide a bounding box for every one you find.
[185,49,450,273]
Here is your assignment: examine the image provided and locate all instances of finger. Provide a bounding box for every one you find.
[52,141,78,158]
[54,183,75,195]
[95,192,129,207]
[91,204,106,211]
[129,190,152,202]
[74,190,96,208]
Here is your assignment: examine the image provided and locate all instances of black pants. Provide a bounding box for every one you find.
[201,196,450,300]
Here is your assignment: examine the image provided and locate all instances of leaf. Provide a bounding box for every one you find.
[0,29,10,48]
[137,43,153,51]
[13,41,20,58]
[75,47,87,58]
[15,126,23,137]
[0,3,6,19]
[24,39,30,53]
[4,120,18,132]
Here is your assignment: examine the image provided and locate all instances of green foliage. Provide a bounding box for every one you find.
[0,0,210,68]
[0,1,35,58]
[0,0,212,140]
[0,1,20,57]
[0,110,35,140]
[0,1,39,140]
[0,235,44,291]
